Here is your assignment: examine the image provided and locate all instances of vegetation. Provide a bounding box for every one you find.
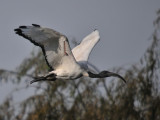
[0,9,160,120]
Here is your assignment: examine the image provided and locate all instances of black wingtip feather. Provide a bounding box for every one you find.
[15,28,19,31]
[19,26,27,28]
[32,24,40,27]
[14,28,22,34]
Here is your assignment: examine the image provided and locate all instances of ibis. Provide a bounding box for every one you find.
[14,24,126,84]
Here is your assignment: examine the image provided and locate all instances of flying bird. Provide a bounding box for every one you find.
[14,24,126,84]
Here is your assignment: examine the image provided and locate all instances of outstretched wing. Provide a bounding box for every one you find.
[72,30,100,62]
[14,24,77,70]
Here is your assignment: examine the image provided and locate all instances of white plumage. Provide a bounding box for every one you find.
[14,24,126,84]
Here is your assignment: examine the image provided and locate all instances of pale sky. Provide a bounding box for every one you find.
[0,0,160,103]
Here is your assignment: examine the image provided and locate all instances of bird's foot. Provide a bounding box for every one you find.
[30,73,56,84]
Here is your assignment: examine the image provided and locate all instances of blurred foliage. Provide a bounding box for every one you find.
[0,9,160,120]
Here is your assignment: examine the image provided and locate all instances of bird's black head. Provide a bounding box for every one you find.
[99,71,111,77]
[88,70,126,83]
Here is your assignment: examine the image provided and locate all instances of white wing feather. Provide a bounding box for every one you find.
[72,30,100,62]
[15,24,77,70]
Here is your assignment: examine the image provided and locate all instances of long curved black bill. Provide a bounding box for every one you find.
[106,72,126,83]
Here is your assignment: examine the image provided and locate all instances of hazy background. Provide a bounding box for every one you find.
[0,0,160,103]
